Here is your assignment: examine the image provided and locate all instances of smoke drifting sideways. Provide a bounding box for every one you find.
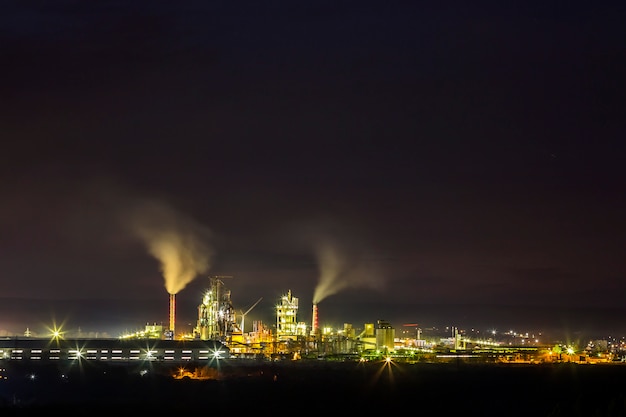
[312,240,385,305]
[124,199,214,295]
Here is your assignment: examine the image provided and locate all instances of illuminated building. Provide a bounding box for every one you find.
[357,322,377,351]
[194,276,237,343]
[276,290,307,340]
[120,323,164,340]
[376,320,395,353]
[0,337,230,363]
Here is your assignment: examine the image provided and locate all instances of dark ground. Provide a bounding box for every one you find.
[2,359,626,415]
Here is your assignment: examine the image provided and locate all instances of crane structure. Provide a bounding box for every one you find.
[239,297,263,336]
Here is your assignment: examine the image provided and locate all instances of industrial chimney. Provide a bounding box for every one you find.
[169,293,176,338]
[311,302,319,336]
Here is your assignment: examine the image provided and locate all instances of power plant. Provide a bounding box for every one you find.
[81,275,398,359]
[171,277,397,358]
[0,274,401,364]
[0,273,565,368]
[0,266,602,389]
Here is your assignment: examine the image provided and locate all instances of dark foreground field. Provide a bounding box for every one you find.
[2,359,626,415]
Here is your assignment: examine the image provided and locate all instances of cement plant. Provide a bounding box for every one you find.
[2,275,626,414]
[2,275,626,366]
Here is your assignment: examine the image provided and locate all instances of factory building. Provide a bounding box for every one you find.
[275,290,307,341]
[0,337,230,363]
[2,279,567,366]
[357,323,377,351]
[376,320,395,353]
[183,279,400,358]
[352,322,396,353]
[194,276,238,342]
[10,281,400,362]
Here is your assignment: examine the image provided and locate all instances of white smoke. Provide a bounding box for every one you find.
[125,199,213,295]
[312,239,384,304]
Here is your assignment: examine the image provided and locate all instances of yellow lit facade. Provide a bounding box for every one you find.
[276,290,307,340]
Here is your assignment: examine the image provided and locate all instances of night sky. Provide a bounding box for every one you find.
[2,1,625,340]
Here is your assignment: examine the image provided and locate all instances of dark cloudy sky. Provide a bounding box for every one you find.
[1,1,625,341]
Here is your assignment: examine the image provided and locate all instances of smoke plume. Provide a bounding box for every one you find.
[312,240,384,304]
[125,199,213,295]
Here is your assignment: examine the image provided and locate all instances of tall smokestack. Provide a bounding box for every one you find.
[169,293,176,338]
[311,303,319,335]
